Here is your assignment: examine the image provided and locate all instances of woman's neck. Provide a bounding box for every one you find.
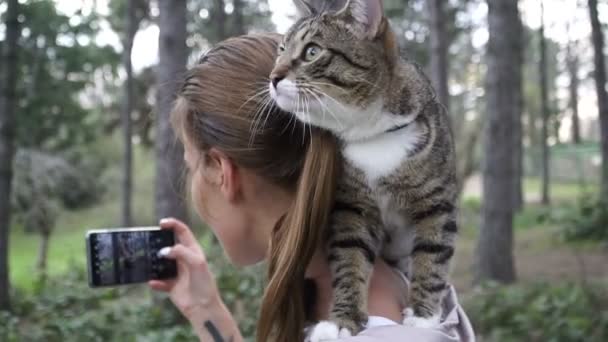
[305,248,408,323]
[305,249,334,320]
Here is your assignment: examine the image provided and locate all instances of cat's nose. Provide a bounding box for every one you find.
[271,75,285,89]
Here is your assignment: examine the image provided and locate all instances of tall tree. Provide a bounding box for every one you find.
[233,0,245,36]
[588,0,608,203]
[121,0,137,226]
[15,0,119,150]
[212,0,227,41]
[513,18,526,212]
[156,0,188,224]
[475,0,522,284]
[427,0,450,112]
[190,0,273,44]
[0,0,21,310]
[567,42,581,144]
[539,0,550,205]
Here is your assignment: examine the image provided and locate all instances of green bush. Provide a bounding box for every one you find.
[0,267,196,342]
[558,196,608,243]
[465,282,608,342]
[1,244,265,342]
[207,243,265,340]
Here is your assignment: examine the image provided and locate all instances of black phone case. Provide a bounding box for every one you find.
[86,228,177,287]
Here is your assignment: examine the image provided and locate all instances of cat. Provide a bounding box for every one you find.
[269,0,458,340]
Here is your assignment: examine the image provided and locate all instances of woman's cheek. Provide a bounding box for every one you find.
[190,175,207,220]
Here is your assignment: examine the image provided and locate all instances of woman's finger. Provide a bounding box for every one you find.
[159,217,201,251]
[148,279,174,292]
[159,244,207,269]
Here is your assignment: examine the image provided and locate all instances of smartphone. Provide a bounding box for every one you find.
[85,227,177,287]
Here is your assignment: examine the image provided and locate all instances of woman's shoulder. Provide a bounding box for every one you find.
[337,286,476,342]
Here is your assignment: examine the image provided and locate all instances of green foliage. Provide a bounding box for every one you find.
[188,0,274,45]
[207,241,265,340]
[0,265,197,342]
[559,196,608,242]
[4,236,264,341]
[466,282,608,342]
[11,149,107,236]
[14,0,120,150]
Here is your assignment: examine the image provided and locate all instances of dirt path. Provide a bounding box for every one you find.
[450,227,608,294]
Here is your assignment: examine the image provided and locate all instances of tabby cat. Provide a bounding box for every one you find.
[269,0,458,340]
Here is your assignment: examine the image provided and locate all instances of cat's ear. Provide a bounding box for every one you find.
[293,0,347,18]
[293,0,322,17]
[337,0,385,38]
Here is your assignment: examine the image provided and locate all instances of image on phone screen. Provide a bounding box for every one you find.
[87,228,177,287]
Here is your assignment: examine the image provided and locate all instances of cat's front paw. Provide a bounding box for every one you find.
[402,308,441,328]
[307,321,352,342]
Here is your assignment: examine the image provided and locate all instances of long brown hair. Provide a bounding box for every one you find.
[171,33,339,341]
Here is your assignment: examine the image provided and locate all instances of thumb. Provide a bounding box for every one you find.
[158,244,207,269]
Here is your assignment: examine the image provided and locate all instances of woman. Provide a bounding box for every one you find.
[149,33,474,342]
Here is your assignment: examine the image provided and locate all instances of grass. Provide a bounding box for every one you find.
[522,178,594,200]
[8,134,213,291]
[9,136,157,291]
[9,134,605,293]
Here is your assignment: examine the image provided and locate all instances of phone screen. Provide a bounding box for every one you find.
[86,228,177,287]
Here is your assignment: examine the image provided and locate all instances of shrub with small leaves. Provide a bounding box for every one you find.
[0,265,196,342]
[1,243,267,342]
[465,282,608,342]
[559,196,608,243]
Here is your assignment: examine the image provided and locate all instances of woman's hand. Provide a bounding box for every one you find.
[149,218,242,342]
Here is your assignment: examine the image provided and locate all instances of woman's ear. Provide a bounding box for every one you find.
[206,148,241,202]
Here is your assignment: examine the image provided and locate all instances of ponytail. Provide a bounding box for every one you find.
[256,129,339,342]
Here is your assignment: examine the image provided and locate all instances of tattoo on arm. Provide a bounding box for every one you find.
[204,320,233,342]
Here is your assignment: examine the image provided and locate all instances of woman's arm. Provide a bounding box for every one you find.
[186,295,243,342]
[148,218,244,342]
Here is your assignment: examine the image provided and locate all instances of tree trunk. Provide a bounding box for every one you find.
[0,0,21,311]
[427,0,450,113]
[212,0,227,42]
[567,44,581,144]
[156,0,188,224]
[475,0,522,285]
[456,118,483,196]
[122,0,137,227]
[36,231,50,277]
[232,0,246,36]
[588,0,608,203]
[539,0,551,205]
[513,25,525,212]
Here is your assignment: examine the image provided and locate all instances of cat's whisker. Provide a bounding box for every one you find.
[307,88,345,130]
[306,88,346,130]
[256,91,275,133]
[304,92,312,141]
[261,97,275,132]
[242,86,271,116]
[249,94,275,147]
[303,87,340,131]
[247,88,272,130]
[307,85,349,111]
[307,80,350,93]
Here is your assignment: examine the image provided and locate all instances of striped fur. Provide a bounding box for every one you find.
[270,0,458,337]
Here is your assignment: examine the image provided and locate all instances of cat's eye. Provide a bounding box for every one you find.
[278,44,286,54]
[303,44,321,62]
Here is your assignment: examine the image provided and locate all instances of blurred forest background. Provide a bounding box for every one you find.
[0,0,607,341]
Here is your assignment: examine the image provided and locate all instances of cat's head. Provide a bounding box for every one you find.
[269,0,399,136]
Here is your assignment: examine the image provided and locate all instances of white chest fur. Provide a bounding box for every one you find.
[342,122,421,183]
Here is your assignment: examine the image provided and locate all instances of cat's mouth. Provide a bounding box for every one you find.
[270,79,298,111]
[270,79,346,130]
